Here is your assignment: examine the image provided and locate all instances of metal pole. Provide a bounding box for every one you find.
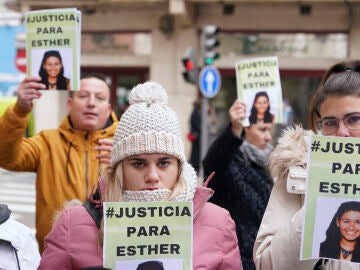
[199,96,209,180]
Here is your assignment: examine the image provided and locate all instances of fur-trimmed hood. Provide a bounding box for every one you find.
[269,125,313,182]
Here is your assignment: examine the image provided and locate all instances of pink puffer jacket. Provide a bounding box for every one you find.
[39,186,242,270]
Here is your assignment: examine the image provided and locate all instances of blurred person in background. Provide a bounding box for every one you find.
[203,99,274,270]
[188,99,201,173]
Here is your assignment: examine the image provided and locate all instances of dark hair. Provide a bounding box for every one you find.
[80,72,111,89]
[309,60,360,133]
[319,201,360,262]
[69,72,111,101]
[39,50,69,90]
[248,91,273,124]
[136,260,164,270]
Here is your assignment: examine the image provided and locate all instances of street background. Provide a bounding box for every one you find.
[1,0,360,244]
[0,168,36,234]
[2,0,357,168]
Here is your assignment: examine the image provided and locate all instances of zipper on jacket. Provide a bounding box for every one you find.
[85,133,89,197]
[14,246,20,270]
[66,142,73,184]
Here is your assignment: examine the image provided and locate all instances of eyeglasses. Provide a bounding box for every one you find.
[316,112,360,135]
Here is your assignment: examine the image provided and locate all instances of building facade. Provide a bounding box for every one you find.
[5,0,360,159]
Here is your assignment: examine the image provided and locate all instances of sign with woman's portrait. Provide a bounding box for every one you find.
[235,56,283,127]
[301,135,360,265]
[25,8,81,91]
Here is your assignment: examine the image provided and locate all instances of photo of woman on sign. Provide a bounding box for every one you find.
[319,201,360,262]
[38,50,70,90]
[136,260,165,270]
[248,91,275,124]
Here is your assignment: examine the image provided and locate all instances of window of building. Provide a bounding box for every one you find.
[81,32,152,55]
[219,32,348,58]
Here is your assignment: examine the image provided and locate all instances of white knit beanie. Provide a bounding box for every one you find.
[111,81,186,166]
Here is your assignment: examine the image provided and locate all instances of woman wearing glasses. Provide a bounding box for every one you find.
[253,60,360,270]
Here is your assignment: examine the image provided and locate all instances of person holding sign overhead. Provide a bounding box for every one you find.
[254,60,360,269]
[202,98,274,270]
[39,82,242,269]
[39,50,71,90]
[0,73,118,253]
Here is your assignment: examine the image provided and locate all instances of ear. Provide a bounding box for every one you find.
[107,103,112,117]
[67,97,72,113]
[336,217,340,227]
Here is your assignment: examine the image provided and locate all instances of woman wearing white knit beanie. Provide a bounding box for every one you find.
[39,82,242,270]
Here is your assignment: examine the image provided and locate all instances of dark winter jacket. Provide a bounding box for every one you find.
[203,125,274,270]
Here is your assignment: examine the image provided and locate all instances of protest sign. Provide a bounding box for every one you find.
[235,56,283,126]
[25,8,81,90]
[301,134,360,264]
[103,201,193,270]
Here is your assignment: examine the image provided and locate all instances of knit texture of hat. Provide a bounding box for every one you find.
[111,82,186,166]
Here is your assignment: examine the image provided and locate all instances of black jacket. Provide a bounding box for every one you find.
[202,125,273,270]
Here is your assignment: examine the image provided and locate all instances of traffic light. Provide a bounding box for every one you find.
[182,47,197,84]
[201,25,220,65]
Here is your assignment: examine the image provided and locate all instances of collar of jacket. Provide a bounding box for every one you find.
[0,204,11,225]
[59,111,118,142]
[268,125,312,183]
[193,186,214,220]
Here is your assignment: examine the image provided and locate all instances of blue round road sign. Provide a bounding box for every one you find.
[199,66,221,98]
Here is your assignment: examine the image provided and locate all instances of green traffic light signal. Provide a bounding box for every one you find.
[205,58,214,65]
[201,25,220,65]
[205,52,219,65]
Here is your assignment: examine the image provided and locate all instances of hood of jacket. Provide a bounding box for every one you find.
[269,125,312,182]
[58,111,118,145]
[0,204,10,225]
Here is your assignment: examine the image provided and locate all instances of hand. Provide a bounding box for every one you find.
[229,99,246,137]
[16,76,45,113]
[95,138,113,165]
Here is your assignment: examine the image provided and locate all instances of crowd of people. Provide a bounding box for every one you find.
[1,60,360,270]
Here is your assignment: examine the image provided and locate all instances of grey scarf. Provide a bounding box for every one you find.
[123,162,197,202]
[240,140,273,168]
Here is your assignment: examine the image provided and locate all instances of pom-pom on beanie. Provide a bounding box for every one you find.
[111,82,186,166]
